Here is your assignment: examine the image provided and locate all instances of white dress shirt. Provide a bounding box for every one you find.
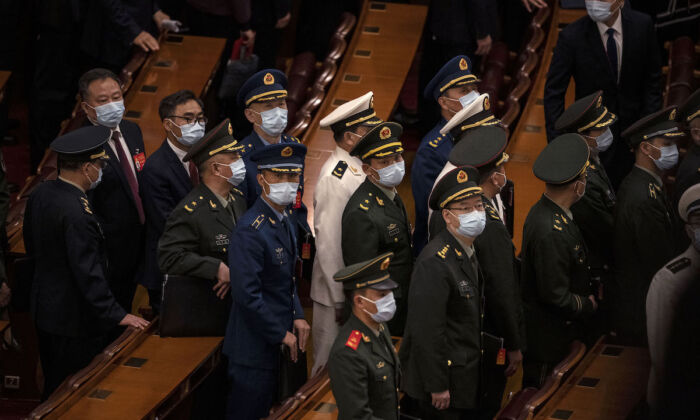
[167,139,191,175]
[596,12,623,81]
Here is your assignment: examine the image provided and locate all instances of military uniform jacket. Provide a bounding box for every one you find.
[310,147,365,308]
[342,179,413,333]
[521,195,595,364]
[474,196,523,352]
[223,197,305,368]
[24,179,127,337]
[411,119,452,256]
[328,314,400,420]
[674,143,700,207]
[400,229,482,409]
[612,166,681,345]
[157,183,246,280]
[570,157,615,275]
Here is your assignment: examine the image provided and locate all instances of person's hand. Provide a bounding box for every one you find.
[119,313,150,330]
[213,262,231,299]
[475,34,492,56]
[293,319,310,352]
[240,29,256,49]
[431,390,450,410]
[588,295,598,311]
[160,19,183,33]
[282,331,298,362]
[133,31,160,52]
[505,349,523,377]
[520,0,548,13]
[275,12,291,29]
[0,283,11,308]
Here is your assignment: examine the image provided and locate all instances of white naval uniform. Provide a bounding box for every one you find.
[310,146,365,373]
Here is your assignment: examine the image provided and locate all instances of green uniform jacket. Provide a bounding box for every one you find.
[328,313,400,420]
[612,166,680,345]
[521,195,595,364]
[158,183,247,280]
[341,179,413,335]
[570,157,615,277]
[400,229,483,409]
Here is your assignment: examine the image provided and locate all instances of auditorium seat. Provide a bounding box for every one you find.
[500,98,521,133]
[313,59,338,91]
[495,387,539,420]
[286,52,318,128]
[335,12,357,39]
[326,36,348,63]
[265,367,330,420]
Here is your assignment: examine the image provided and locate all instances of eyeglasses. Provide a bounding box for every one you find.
[167,115,208,125]
[446,202,484,213]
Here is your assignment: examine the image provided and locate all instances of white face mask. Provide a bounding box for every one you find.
[217,159,246,186]
[170,120,205,146]
[450,209,486,238]
[91,100,125,128]
[446,90,480,110]
[360,292,396,323]
[374,160,405,187]
[263,177,299,206]
[253,107,288,137]
[86,163,103,190]
[647,143,679,171]
[595,128,614,152]
[585,0,619,22]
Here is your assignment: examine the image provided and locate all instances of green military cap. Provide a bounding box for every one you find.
[183,118,244,166]
[533,133,590,184]
[350,122,404,161]
[621,106,685,147]
[554,90,617,133]
[334,252,398,291]
[677,89,700,124]
[449,126,509,173]
[678,183,700,223]
[429,166,482,210]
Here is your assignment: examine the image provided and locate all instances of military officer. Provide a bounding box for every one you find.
[158,118,247,296]
[612,106,684,346]
[412,55,481,256]
[521,134,597,387]
[555,91,617,334]
[24,127,149,399]
[646,184,700,419]
[342,122,413,335]
[310,92,382,373]
[223,143,311,420]
[328,252,401,420]
[401,166,484,420]
[446,127,524,417]
[674,89,700,206]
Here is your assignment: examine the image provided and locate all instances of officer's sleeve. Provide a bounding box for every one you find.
[328,347,383,420]
[405,257,450,393]
[543,28,575,142]
[312,175,348,305]
[475,224,522,351]
[533,231,594,319]
[229,226,288,344]
[342,208,380,266]
[632,200,676,281]
[157,209,221,280]
[646,269,675,389]
[65,214,127,325]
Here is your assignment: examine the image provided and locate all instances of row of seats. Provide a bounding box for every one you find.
[285,12,358,137]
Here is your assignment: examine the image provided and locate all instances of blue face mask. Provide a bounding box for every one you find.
[254,107,288,137]
[374,161,405,187]
[446,90,480,111]
[91,100,125,128]
[595,128,614,152]
[648,143,679,171]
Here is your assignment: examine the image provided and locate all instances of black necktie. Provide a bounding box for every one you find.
[606,28,618,82]
[226,197,236,223]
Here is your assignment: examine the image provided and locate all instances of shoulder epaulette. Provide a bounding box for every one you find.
[648,182,660,199]
[437,244,450,260]
[231,187,244,196]
[184,195,207,213]
[289,136,301,143]
[428,135,446,148]
[666,257,691,274]
[251,214,267,230]
[485,204,500,221]
[345,330,362,350]
[332,161,348,179]
[359,197,371,211]
[553,212,568,231]
[79,197,93,215]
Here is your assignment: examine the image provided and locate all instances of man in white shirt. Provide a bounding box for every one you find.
[310,92,382,373]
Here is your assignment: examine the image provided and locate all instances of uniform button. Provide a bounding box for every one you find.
[447,360,452,366]
[394,238,398,242]
[383,375,387,381]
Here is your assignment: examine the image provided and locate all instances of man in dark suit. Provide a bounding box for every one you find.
[139,90,206,312]
[544,0,662,189]
[24,127,148,400]
[79,68,146,313]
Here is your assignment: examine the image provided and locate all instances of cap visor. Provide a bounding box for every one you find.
[370,278,399,290]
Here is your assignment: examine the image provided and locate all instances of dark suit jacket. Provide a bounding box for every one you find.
[544,10,662,188]
[81,0,160,70]
[139,140,193,290]
[88,120,145,302]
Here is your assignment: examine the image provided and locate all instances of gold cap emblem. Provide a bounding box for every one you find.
[379,126,391,140]
[459,57,468,71]
[669,109,677,121]
[263,72,274,85]
[281,146,292,157]
[380,257,390,271]
[483,96,490,110]
[457,170,468,183]
[228,122,233,135]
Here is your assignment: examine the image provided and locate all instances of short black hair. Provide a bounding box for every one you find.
[158,90,203,121]
[78,68,121,100]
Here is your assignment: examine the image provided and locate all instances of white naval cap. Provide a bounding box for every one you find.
[439,93,500,137]
[320,91,382,135]
[678,183,700,222]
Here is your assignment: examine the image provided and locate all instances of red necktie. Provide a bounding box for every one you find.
[112,132,145,224]
[188,160,199,186]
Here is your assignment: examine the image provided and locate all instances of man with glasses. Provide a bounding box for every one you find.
[401,166,485,420]
[341,122,413,335]
[521,134,598,387]
[140,90,207,313]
